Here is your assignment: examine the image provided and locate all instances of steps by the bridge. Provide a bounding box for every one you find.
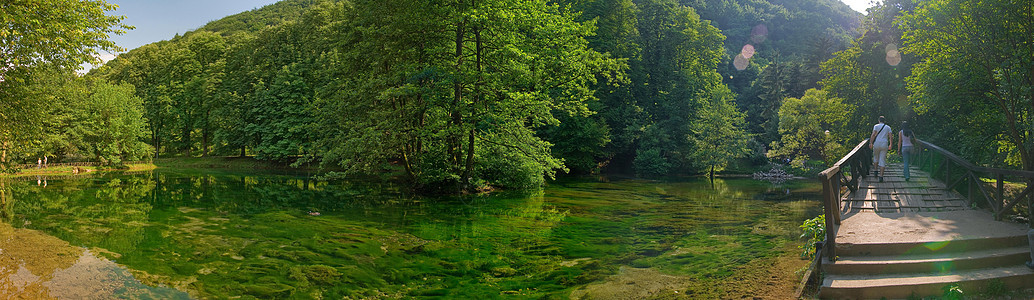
[819,265,1034,299]
[818,210,1034,299]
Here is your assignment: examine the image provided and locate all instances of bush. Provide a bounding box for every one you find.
[633,149,670,177]
[799,215,825,259]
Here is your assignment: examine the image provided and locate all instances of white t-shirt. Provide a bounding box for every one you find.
[872,123,891,146]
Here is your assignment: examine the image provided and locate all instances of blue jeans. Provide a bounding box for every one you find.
[901,145,913,179]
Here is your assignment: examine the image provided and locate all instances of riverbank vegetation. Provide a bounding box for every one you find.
[5,0,1033,192]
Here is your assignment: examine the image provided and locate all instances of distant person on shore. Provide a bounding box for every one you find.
[869,116,892,182]
[899,121,916,182]
[37,158,41,169]
[44,156,48,168]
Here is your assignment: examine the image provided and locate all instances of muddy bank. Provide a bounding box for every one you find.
[0,223,189,299]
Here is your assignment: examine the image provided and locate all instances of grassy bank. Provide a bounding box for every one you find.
[2,156,307,178]
[152,156,324,176]
[0,163,156,178]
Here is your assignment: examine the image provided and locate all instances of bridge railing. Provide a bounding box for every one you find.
[915,140,1034,225]
[817,139,872,261]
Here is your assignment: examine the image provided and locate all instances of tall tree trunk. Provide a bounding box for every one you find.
[202,127,209,157]
[183,126,192,157]
[451,20,465,172]
[462,129,475,185]
[462,26,483,186]
[0,140,7,166]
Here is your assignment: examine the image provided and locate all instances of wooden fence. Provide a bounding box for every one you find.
[916,140,1034,224]
[818,138,1034,262]
[817,139,872,261]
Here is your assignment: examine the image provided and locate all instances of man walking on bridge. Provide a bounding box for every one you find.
[870,116,892,182]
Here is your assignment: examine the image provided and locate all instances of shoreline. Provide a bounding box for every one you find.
[0,163,157,179]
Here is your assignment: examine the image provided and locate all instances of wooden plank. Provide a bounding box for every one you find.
[875,200,900,210]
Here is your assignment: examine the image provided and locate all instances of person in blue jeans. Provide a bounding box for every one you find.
[899,121,916,181]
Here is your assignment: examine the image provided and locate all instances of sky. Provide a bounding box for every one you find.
[87,0,279,69]
[840,0,877,15]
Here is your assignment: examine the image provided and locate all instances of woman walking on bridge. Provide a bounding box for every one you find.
[899,122,916,181]
[870,116,892,182]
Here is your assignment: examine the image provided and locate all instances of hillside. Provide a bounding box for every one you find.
[688,0,860,57]
[90,0,864,183]
[199,0,320,36]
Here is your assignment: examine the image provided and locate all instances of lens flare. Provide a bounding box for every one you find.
[751,24,768,44]
[923,240,949,251]
[733,53,749,71]
[885,43,902,66]
[741,44,755,59]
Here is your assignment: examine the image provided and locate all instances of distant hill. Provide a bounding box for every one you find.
[198,0,323,37]
[139,0,859,61]
[686,0,861,58]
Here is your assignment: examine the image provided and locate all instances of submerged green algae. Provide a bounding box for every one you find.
[1,172,820,298]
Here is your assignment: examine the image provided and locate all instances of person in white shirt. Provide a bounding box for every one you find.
[869,116,892,182]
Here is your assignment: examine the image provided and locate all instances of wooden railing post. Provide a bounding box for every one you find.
[835,173,843,225]
[996,173,1004,216]
[822,176,838,261]
[968,174,974,207]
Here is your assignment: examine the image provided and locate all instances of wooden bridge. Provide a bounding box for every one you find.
[812,139,1034,299]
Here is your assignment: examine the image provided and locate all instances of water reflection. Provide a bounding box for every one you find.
[0,171,822,298]
[0,222,189,299]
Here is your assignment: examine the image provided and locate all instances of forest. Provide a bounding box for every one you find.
[3,0,1033,193]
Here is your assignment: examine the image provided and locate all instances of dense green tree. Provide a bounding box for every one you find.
[629,0,727,176]
[689,86,749,178]
[900,0,1034,170]
[76,80,154,165]
[820,0,914,143]
[0,0,128,169]
[315,0,618,190]
[12,71,151,166]
[769,89,852,165]
[557,0,753,176]
[80,0,868,188]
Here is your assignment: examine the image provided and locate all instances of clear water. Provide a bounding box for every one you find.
[0,170,821,299]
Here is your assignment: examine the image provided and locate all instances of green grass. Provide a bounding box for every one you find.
[0,163,156,178]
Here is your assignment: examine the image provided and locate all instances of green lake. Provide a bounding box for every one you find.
[0,170,821,299]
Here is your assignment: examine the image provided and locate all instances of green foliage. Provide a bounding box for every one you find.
[798,214,824,258]
[820,0,915,144]
[900,0,1034,170]
[77,80,155,165]
[541,113,611,174]
[84,0,865,191]
[633,148,671,177]
[769,89,852,166]
[984,278,1007,297]
[0,0,129,74]
[0,0,129,168]
[566,0,734,176]
[689,86,750,177]
[0,69,151,168]
[314,0,619,190]
[687,0,859,148]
